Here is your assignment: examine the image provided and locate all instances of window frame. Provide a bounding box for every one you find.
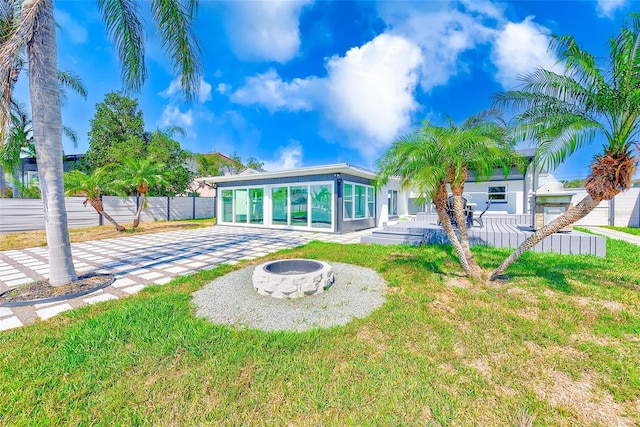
[487,185,507,203]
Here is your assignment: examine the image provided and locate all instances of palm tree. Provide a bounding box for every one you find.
[114,158,171,229]
[376,112,521,279]
[489,14,640,280]
[0,0,201,286]
[1,101,33,197]
[64,168,126,232]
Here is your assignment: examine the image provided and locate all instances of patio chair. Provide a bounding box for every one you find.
[439,194,474,228]
[471,200,491,228]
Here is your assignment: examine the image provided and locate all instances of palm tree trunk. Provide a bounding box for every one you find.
[11,169,20,198]
[0,165,5,195]
[26,0,77,286]
[132,193,145,229]
[88,197,125,232]
[433,182,471,275]
[451,194,483,278]
[489,195,602,280]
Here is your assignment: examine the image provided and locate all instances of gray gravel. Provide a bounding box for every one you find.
[192,262,387,332]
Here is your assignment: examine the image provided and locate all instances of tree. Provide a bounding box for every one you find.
[145,128,192,195]
[114,157,170,229]
[85,91,146,170]
[0,2,85,198]
[561,179,585,188]
[0,0,201,285]
[377,112,521,279]
[86,93,193,195]
[1,101,33,197]
[489,14,640,280]
[64,168,125,232]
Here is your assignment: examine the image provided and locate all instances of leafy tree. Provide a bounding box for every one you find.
[561,179,585,188]
[86,93,193,195]
[245,156,264,171]
[145,128,192,195]
[490,14,640,280]
[193,152,263,177]
[377,111,521,279]
[64,168,125,232]
[114,158,171,229]
[0,0,201,285]
[84,91,146,170]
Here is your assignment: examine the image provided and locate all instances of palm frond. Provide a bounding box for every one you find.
[57,69,88,101]
[149,0,202,101]
[96,0,146,92]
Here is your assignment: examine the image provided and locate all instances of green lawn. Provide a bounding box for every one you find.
[1,240,639,425]
[603,225,640,236]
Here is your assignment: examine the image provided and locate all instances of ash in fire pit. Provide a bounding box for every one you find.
[253,259,334,299]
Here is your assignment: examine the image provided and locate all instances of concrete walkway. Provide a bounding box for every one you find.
[581,226,640,246]
[0,226,373,331]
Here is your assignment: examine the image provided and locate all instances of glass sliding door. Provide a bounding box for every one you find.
[272,187,288,225]
[355,184,366,218]
[249,188,264,224]
[290,186,308,226]
[343,183,353,219]
[222,190,233,223]
[367,187,375,218]
[234,189,247,223]
[311,184,332,229]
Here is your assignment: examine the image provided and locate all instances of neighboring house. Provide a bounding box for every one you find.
[1,154,85,193]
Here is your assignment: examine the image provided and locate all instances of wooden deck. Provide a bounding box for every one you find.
[362,215,606,257]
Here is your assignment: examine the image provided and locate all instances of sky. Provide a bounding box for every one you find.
[12,0,636,181]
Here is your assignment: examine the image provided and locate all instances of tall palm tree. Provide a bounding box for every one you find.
[64,168,125,232]
[114,157,170,229]
[489,14,640,280]
[377,112,520,279]
[0,0,201,285]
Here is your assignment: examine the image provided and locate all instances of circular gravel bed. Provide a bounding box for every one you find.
[192,262,387,332]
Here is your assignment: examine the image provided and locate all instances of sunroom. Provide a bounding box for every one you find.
[196,164,394,233]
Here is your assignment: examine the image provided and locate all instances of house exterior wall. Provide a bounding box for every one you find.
[212,172,379,233]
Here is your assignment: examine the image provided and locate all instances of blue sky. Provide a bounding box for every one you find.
[13,0,635,180]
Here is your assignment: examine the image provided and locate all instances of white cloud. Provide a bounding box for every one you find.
[378,2,496,91]
[261,141,303,171]
[595,0,627,18]
[323,34,422,153]
[221,0,313,63]
[160,77,213,103]
[491,17,562,89]
[160,105,193,128]
[198,80,212,103]
[459,0,505,20]
[227,34,421,161]
[230,69,318,112]
[216,83,231,95]
[55,11,88,44]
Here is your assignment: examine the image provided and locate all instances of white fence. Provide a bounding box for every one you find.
[0,196,215,234]
[571,188,639,227]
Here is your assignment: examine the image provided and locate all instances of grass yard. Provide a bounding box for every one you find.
[0,239,639,425]
[603,225,640,236]
[0,218,216,251]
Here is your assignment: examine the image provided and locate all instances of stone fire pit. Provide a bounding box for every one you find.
[252,259,334,299]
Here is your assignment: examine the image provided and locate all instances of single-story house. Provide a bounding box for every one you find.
[196,163,401,233]
[195,149,558,233]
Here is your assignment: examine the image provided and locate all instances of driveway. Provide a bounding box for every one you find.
[0,226,371,331]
